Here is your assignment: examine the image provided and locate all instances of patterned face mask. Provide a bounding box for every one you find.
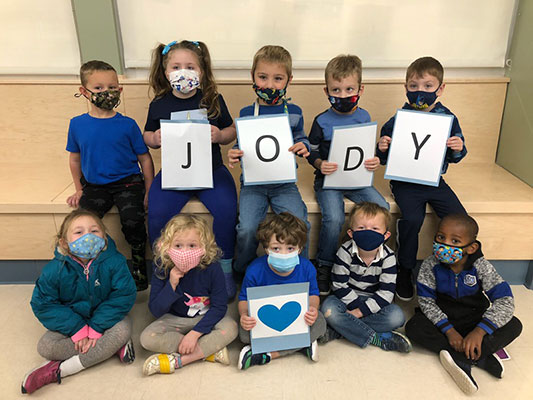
[432,240,473,264]
[68,233,106,259]
[328,93,360,113]
[253,83,287,105]
[168,69,200,94]
[85,89,121,110]
[167,247,205,274]
[406,88,439,110]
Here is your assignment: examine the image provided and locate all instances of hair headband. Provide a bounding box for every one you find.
[161,40,201,55]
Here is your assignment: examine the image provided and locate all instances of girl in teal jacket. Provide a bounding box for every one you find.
[21,209,137,394]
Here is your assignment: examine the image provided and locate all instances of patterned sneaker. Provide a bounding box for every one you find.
[21,360,61,394]
[205,346,230,365]
[476,354,504,378]
[117,339,135,364]
[298,340,319,362]
[238,345,271,370]
[440,350,478,395]
[142,353,181,376]
[375,331,412,353]
[132,269,148,291]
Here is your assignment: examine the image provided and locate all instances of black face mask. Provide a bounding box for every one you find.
[328,93,360,113]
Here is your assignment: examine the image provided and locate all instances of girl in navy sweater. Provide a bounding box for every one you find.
[141,214,237,375]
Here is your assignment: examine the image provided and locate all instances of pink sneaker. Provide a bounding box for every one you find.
[117,339,135,364]
[21,360,61,394]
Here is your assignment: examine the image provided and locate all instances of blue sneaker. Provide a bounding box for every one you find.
[440,350,478,394]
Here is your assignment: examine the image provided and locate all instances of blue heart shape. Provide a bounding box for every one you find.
[257,301,302,332]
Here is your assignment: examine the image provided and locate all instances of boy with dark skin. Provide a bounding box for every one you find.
[406,214,522,395]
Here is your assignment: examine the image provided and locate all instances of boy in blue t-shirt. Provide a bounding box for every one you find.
[307,55,389,295]
[376,56,467,301]
[228,45,311,277]
[237,212,326,370]
[66,60,154,291]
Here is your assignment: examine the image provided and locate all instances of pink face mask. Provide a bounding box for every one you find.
[167,247,205,274]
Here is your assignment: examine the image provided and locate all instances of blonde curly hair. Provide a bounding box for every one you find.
[153,214,221,279]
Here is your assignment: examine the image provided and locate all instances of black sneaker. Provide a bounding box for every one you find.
[376,331,412,353]
[238,345,271,370]
[395,267,414,301]
[316,264,331,295]
[298,340,319,361]
[439,350,479,395]
[318,326,342,344]
[477,354,504,378]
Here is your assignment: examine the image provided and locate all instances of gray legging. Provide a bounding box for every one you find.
[239,311,327,356]
[37,316,131,368]
[140,313,238,357]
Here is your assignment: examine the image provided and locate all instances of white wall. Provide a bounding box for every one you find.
[0,0,80,74]
[117,0,516,70]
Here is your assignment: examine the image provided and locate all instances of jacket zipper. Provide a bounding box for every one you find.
[454,274,459,298]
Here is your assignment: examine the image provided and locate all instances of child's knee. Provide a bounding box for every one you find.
[385,304,406,328]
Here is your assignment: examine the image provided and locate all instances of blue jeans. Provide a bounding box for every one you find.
[314,183,389,266]
[234,182,310,274]
[321,295,405,348]
[148,166,237,258]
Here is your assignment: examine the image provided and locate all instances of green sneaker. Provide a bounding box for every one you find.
[238,345,271,370]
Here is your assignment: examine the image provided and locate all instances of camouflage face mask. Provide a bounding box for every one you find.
[85,88,121,110]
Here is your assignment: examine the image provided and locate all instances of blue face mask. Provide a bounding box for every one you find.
[433,241,474,264]
[352,230,386,251]
[406,88,439,110]
[267,250,299,273]
[68,233,105,259]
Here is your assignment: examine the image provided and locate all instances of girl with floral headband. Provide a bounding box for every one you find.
[140,214,237,375]
[144,40,238,301]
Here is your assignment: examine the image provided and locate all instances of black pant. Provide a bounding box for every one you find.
[391,178,466,270]
[79,174,147,247]
[405,308,522,364]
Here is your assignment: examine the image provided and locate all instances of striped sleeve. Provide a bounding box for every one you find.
[475,259,514,334]
[417,256,454,334]
[331,242,362,311]
[359,249,397,316]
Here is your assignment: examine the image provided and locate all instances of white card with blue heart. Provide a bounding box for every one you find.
[247,282,310,354]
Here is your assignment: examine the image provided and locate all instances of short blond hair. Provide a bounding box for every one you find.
[153,214,221,279]
[325,54,362,85]
[348,202,392,230]
[252,45,292,78]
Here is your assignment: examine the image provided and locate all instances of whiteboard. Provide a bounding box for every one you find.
[0,0,80,74]
[117,0,516,69]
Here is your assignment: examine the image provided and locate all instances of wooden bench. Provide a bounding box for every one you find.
[1,78,532,261]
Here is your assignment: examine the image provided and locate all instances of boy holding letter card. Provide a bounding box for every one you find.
[160,119,212,190]
[307,55,389,295]
[376,56,467,301]
[237,213,326,370]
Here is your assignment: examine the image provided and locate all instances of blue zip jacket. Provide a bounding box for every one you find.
[30,236,136,337]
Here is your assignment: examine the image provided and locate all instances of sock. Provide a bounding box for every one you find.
[369,333,382,347]
[219,258,233,274]
[60,355,85,378]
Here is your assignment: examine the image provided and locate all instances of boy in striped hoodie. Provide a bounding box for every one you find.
[320,202,411,352]
[406,214,522,395]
